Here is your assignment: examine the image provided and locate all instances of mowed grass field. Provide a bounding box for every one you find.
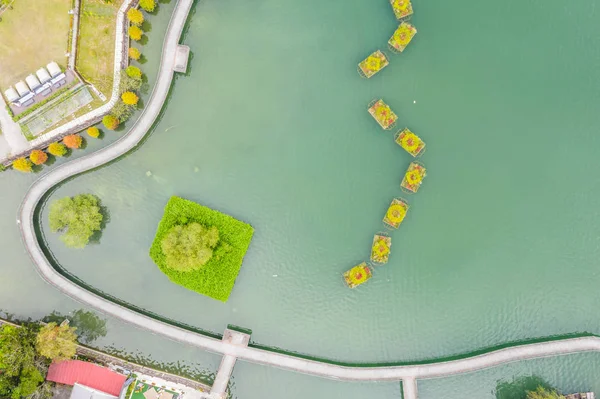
[0,0,71,89]
[76,0,121,99]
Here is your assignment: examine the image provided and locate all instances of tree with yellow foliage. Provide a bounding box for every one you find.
[12,158,33,173]
[102,115,120,130]
[29,150,48,165]
[122,91,139,106]
[127,8,144,25]
[129,25,143,41]
[128,47,141,61]
[35,322,77,361]
[87,127,101,138]
[48,142,67,157]
[139,0,155,13]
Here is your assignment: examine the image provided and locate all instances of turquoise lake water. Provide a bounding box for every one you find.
[2,0,600,397]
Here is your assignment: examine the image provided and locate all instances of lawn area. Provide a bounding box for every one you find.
[76,0,121,99]
[0,0,71,89]
[149,197,255,302]
[131,381,179,399]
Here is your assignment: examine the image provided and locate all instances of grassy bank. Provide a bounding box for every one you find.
[76,0,122,99]
[0,0,71,89]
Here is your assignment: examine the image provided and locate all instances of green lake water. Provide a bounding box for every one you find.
[2,0,600,397]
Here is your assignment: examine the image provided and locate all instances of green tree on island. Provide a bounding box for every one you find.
[161,222,220,271]
[49,194,104,248]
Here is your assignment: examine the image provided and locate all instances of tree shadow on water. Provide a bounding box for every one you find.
[494,375,553,399]
[89,202,111,245]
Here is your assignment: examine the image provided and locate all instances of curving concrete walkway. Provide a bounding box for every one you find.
[15,1,600,399]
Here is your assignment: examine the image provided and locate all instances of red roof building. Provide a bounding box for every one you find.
[46,360,127,397]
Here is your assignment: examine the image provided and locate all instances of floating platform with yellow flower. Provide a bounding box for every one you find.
[371,232,392,265]
[358,50,389,79]
[401,161,427,194]
[390,0,413,20]
[395,128,426,157]
[388,22,417,53]
[343,262,373,288]
[383,198,409,229]
[368,99,398,130]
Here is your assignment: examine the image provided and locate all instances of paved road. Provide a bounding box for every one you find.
[16,1,600,399]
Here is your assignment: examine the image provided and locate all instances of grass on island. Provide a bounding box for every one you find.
[76,0,120,99]
[149,197,254,302]
[0,0,71,89]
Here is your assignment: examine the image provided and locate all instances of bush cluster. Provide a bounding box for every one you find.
[87,126,101,138]
[128,25,143,41]
[63,134,83,149]
[29,150,48,165]
[139,0,155,13]
[48,142,67,157]
[103,68,144,130]
[12,158,33,173]
[128,47,142,60]
[49,194,104,248]
[127,8,144,25]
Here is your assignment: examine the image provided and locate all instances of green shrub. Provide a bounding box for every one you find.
[139,0,155,12]
[111,101,134,122]
[149,197,254,302]
[120,70,142,92]
[102,115,120,130]
[161,223,221,271]
[125,66,142,79]
[49,194,104,248]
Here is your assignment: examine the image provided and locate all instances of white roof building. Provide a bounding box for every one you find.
[15,81,30,96]
[25,74,41,91]
[47,61,62,78]
[70,384,119,399]
[4,87,19,102]
[36,68,52,84]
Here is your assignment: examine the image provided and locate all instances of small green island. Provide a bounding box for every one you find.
[149,196,254,302]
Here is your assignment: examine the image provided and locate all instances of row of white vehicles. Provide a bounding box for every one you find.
[4,61,68,108]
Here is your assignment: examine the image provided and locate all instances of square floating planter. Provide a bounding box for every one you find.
[343,262,373,288]
[371,233,392,265]
[358,50,389,78]
[390,0,413,20]
[368,99,398,130]
[149,196,254,302]
[383,198,409,229]
[388,22,417,53]
[401,161,427,194]
[395,128,426,157]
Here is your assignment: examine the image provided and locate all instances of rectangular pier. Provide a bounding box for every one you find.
[209,328,251,399]
[173,45,190,73]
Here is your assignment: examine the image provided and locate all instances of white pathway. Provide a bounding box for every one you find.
[0,94,29,156]
[16,1,600,399]
[208,329,250,399]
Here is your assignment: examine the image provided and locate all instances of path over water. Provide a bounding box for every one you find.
[16,1,600,399]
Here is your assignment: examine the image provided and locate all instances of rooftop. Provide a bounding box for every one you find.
[47,360,127,397]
